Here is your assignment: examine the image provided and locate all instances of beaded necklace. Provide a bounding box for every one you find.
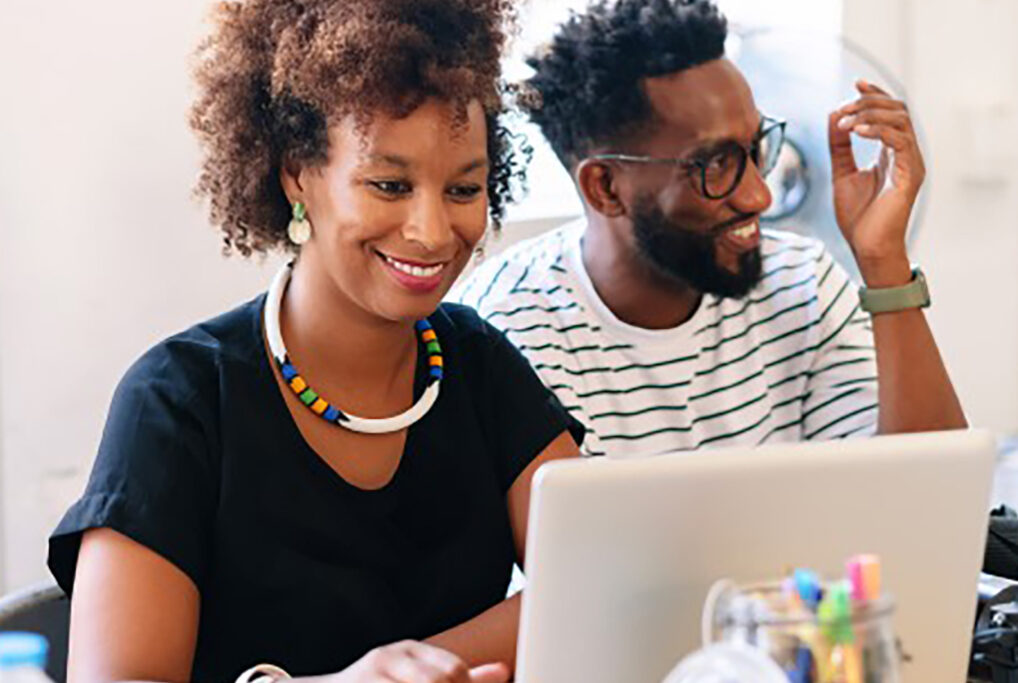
[263,263,442,434]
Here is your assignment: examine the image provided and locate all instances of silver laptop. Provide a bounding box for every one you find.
[516,430,995,683]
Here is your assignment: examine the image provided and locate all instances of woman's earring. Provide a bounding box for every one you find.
[287,202,312,245]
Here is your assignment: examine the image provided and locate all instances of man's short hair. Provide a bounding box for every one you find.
[524,0,728,169]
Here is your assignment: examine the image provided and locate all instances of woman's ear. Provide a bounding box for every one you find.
[279,158,306,206]
[575,159,626,219]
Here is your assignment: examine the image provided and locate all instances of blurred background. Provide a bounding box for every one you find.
[0,0,1015,592]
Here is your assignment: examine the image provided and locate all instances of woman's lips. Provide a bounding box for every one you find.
[377,251,448,293]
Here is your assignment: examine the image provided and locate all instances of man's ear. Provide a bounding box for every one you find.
[576,159,627,219]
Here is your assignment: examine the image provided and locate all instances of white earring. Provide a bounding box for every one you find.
[287,202,311,245]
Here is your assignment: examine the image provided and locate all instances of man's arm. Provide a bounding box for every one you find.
[829,79,966,433]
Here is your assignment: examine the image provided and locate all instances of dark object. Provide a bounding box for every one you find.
[0,580,69,682]
[985,506,1018,581]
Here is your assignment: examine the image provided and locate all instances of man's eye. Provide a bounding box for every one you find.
[448,184,483,200]
[702,153,734,177]
[370,180,412,196]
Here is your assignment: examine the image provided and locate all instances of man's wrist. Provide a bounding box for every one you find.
[854,250,911,288]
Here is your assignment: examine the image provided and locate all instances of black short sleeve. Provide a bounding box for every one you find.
[478,323,585,491]
[48,341,220,594]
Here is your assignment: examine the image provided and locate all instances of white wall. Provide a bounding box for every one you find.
[0,0,284,590]
[844,0,1018,434]
[2,0,1016,592]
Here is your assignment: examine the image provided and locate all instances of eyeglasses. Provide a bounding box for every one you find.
[587,115,787,200]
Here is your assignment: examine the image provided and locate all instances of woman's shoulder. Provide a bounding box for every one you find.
[120,295,265,402]
[431,302,501,344]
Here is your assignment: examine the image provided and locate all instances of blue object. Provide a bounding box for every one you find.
[323,405,341,422]
[0,632,48,669]
[794,569,823,610]
[281,363,299,381]
[786,645,813,683]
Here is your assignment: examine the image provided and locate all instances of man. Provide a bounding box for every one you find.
[454,0,965,457]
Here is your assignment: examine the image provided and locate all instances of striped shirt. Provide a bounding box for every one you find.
[452,220,878,458]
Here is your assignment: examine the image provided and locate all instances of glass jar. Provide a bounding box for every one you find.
[701,579,901,683]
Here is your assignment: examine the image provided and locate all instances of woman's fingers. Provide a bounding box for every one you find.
[469,663,511,683]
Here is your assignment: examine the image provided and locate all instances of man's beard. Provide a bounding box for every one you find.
[631,200,763,299]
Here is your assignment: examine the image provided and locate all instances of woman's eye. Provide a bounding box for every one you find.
[369,180,412,196]
[448,184,483,201]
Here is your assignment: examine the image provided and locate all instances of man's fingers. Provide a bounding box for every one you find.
[837,96,908,116]
[850,124,911,152]
[469,663,511,683]
[828,110,859,178]
[837,109,912,133]
[856,78,890,96]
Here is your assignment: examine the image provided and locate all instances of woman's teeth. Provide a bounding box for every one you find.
[383,254,445,278]
[731,223,759,239]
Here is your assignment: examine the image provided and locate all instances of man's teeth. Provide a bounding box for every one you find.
[731,223,759,239]
[383,254,445,278]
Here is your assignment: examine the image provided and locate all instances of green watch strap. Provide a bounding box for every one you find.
[858,266,931,314]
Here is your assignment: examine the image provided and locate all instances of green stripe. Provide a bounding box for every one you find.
[589,404,688,420]
[696,272,817,335]
[700,296,818,353]
[808,358,871,379]
[486,302,580,319]
[549,378,693,399]
[534,354,698,377]
[696,411,773,447]
[599,393,769,441]
[518,341,634,355]
[834,423,875,439]
[475,261,509,311]
[801,387,865,420]
[817,259,836,288]
[829,376,877,390]
[804,403,878,439]
[688,369,764,401]
[502,321,599,335]
[299,388,318,405]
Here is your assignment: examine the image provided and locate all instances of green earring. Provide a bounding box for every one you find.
[287,202,311,245]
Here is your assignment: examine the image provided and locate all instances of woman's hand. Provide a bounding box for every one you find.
[327,641,510,683]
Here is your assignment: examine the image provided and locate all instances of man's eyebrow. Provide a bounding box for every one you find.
[684,117,765,157]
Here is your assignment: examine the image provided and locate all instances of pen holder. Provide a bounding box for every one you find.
[702,579,902,683]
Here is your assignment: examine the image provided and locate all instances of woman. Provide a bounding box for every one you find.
[47,1,582,681]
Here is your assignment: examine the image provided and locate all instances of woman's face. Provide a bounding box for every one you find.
[286,98,490,323]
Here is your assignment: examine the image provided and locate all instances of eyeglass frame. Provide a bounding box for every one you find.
[585,115,787,200]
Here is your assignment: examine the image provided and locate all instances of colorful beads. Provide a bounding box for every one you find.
[278,317,443,426]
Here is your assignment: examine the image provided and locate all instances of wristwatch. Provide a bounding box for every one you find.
[858,265,930,314]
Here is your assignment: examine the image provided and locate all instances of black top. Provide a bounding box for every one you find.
[48,297,582,682]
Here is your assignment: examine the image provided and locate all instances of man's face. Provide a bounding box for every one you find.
[613,58,774,298]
